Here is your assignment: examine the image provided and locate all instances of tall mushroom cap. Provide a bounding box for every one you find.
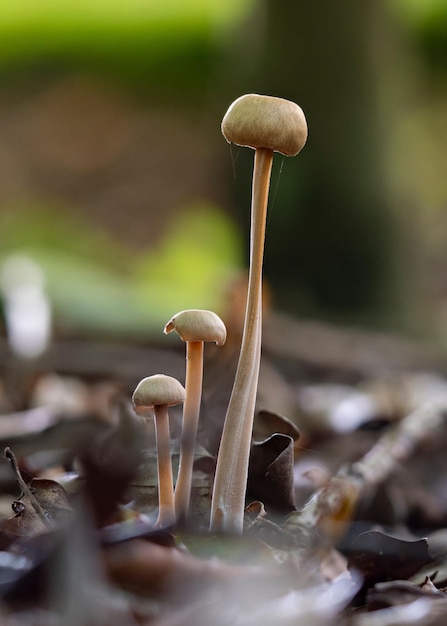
[221,94,308,157]
[164,309,227,346]
[132,374,185,414]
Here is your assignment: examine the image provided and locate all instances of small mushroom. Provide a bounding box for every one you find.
[164,309,226,522]
[210,94,307,532]
[132,374,185,527]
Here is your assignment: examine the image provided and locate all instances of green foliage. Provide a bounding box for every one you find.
[134,203,243,326]
[0,0,255,87]
[393,0,447,26]
[0,203,242,335]
[391,0,447,69]
[0,205,131,271]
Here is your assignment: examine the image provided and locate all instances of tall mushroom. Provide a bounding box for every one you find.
[210,94,307,533]
[132,374,185,528]
[164,309,226,522]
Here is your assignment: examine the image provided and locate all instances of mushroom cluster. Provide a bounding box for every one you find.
[132,309,226,527]
[132,94,307,533]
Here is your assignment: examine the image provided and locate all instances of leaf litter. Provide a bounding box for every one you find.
[2,322,447,624]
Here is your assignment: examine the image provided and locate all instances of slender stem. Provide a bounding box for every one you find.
[210,147,274,533]
[154,405,175,527]
[174,341,204,522]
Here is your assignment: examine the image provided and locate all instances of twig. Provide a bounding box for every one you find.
[4,447,53,529]
[284,397,447,548]
[264,312,447,376]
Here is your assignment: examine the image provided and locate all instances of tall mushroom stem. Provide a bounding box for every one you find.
[174,340,204,521]
[209,94,307,533]
[154,403,176,528]
[210,148,273,533]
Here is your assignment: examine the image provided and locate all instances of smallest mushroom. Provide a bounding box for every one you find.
[164,309,226,522]
[132,374,185,528]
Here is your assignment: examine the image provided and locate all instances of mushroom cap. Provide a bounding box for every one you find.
[221,94,307,157]
[132,374,185,411]
[164,309,227,346]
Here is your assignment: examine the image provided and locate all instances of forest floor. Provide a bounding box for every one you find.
[1,312,447,625]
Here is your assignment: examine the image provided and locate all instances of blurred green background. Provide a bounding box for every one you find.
[1,0,447,343]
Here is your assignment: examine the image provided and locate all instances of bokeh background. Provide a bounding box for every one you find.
[1,0,447,351]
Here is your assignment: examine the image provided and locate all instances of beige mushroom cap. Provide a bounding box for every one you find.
[221,94,307,157]
[164,309,227,346]
[132,374,185,412]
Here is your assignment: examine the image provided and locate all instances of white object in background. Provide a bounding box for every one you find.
[0,255,52,358]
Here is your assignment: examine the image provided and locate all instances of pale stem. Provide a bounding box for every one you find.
[210,147,274,533]
[154,404,175,527]
[174,340,204,522]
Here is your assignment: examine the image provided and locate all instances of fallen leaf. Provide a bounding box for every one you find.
[253,409,300,443]
[347,530,434,602]
[248,434,296,515]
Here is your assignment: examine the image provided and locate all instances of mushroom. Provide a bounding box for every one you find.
[210,94,307,533]
[164,309,227,522]
[132,374,185,527]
